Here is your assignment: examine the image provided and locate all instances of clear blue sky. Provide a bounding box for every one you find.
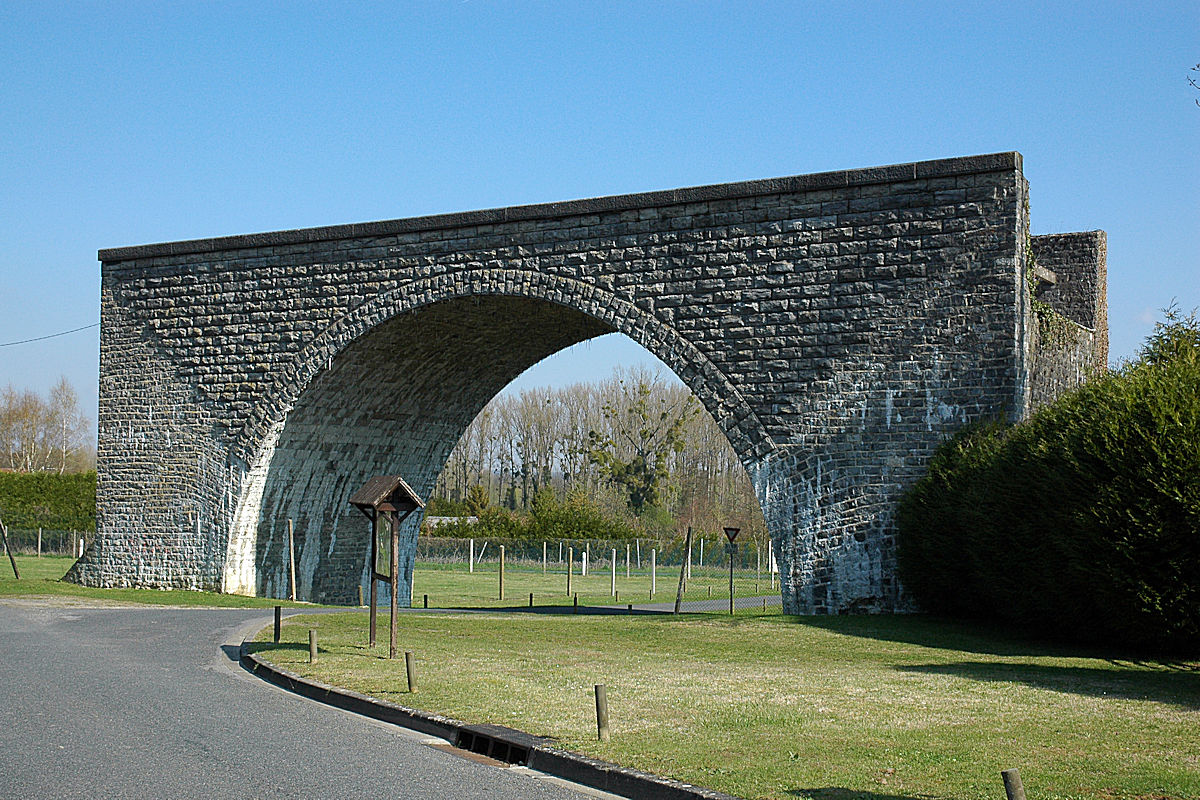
[2,1,1197,429]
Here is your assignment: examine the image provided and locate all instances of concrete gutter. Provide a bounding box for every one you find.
[240,643,742,800]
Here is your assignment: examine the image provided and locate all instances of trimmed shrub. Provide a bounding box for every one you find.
[0,470,97,531]
[898,311,1200,653]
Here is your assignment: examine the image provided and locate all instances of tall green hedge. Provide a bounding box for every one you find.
[897,312,1200,653]
[0,470,97,531]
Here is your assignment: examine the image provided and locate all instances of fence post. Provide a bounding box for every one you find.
[469,538,474,573]
[611,549,617,596]
[37,528,42,558]
[636,538,641,569]
[287,519,297,602]
[498,545,505,601]
[594,684,610,741]
[543,540,547,574]
[1001,769,1026,800]
[674,527,693,614]
[406,651,418,693]
[582,546,588,577]
[625,544,630,579]
[650,549,656,597]
[567,546,573,595]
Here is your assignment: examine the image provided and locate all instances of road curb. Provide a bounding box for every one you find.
[240,642,741,800]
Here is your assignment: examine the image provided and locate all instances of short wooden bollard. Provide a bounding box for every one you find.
[273,606,282,644]
[405,651,418,693]
[1001,769,1026,800]
[594,684,610,741]
[529,592,534,608]
[308,629,317,663]
[615,590,619,604]
[627,603,633,614]
[763,596,768,611]
[358,584,364,607]
[423,594,428,609]
[573,593,578,613]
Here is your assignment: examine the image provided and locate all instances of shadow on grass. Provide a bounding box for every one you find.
[786,788,939,800]
[781,614,1179,661]
[896,661,1200,709]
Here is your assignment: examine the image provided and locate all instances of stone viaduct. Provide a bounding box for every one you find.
[68,152,1106,613]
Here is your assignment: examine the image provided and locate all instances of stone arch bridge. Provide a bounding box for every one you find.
[68,152,1106,613]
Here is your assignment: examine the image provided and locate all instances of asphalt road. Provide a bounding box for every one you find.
[0,602,612,800]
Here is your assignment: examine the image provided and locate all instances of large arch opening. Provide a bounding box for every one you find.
[225,277,775,605]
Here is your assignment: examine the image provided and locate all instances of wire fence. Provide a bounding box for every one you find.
[414,535,783,613]
[2,528,93,557]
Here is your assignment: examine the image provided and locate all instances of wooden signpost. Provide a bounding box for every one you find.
[349,476,425,660]
[723,527,740,615]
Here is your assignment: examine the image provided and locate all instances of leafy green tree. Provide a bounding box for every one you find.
[586,378,697,514]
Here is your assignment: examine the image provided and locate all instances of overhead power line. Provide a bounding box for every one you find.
[0,322,100,347]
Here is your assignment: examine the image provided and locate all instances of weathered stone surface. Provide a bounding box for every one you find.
[68,152,1105,613]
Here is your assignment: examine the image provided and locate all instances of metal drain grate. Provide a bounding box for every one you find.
[454,724,543,767]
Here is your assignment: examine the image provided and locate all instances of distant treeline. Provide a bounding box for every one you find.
[0,470,96,531]
[431,365,766,540]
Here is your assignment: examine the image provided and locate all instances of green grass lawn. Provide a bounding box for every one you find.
[252,610,1200,800]
[0,555,310,608]
[414,559,778,610]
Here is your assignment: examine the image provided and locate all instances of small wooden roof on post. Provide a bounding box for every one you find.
[349,475,424,659]
[348,475,424,521]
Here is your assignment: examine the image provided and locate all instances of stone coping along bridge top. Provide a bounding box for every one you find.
[98,151,1023,262]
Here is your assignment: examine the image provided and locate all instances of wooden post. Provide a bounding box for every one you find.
[37,527,42,558]
[389,512,399,660]
[625,544,630,579]
[469,538,474,573]
[498,544,505,600]
[308,629,317,663]
[543,541,547,574]
[573,593,578,613]
[273,606,281,644]
[582,548,587,577]
[674,527,692,614]
[423,594,428,609]
[287,518,297,602]
[650,549,656,597]
[0,516,19,580]
[610,548,617,596]
[1001,769,1026,800]
[636,538,641,569]
[369,514,378,648]
[358,584,364,607]
[529,592,534,608]
[699,538,704,568]
[405,651,418,693]
[567,546,573,595]
[594,684,610,741]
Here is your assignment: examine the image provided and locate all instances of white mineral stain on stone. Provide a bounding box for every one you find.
[222,421,282,596]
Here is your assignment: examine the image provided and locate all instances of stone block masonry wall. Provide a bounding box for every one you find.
[68,151,1104,613]
[1027,232,1108,411]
